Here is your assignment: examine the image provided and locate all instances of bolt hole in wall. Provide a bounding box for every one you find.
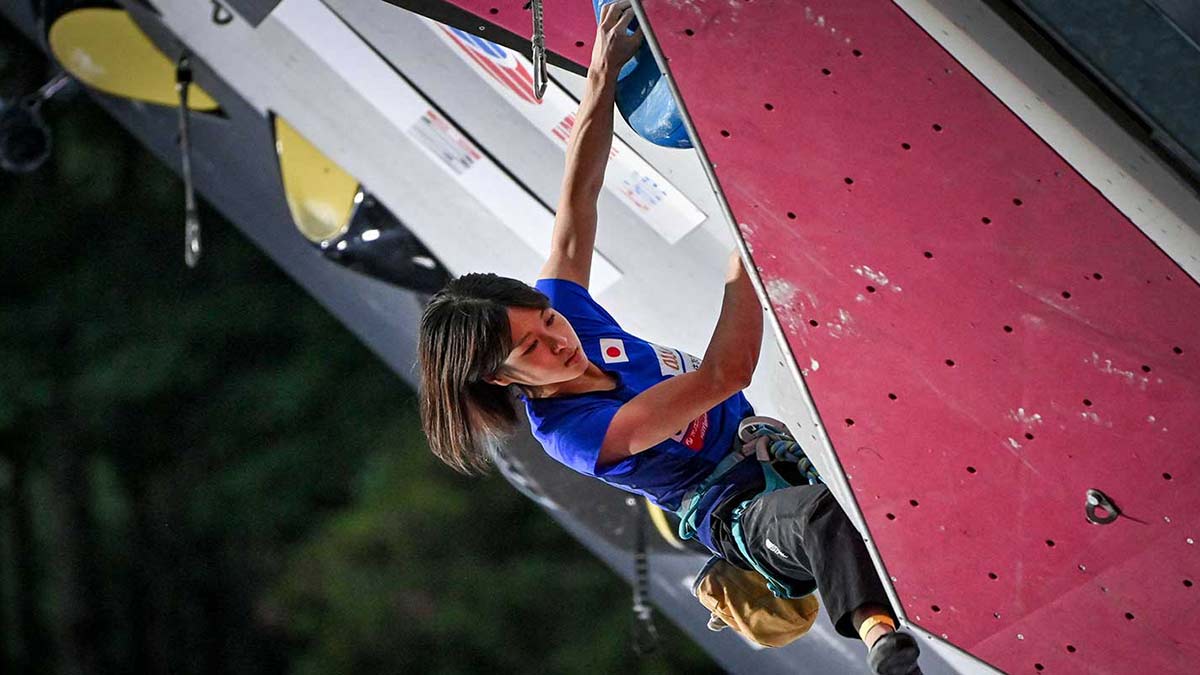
[764,102,774,111]
[888,393,898,400]
[901,142,911,150]
[966,466,976,473]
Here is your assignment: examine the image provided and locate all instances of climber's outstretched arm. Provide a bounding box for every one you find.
[538,0,642,289]
[598,251,763,467]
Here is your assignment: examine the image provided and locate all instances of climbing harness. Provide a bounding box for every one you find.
[176,53,201,268]
[738,418,822,486]
[676,416,821,546]
[683,416,825,647]
[679,416,824,598]
[530,0,547,101]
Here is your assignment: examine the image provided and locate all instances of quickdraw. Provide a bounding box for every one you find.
[530,0,547,101]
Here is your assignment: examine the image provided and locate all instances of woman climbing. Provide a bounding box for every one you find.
[418,2,921,673]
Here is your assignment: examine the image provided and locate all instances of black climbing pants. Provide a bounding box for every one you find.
[711,482,893,639]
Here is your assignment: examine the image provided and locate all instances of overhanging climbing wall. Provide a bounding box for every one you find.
[391,0,1198,672]
[633,1,1200,673]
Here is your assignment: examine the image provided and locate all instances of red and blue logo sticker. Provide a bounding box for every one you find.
[440,26,541,105]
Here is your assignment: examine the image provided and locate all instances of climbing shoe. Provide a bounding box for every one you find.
[867,631,922,675]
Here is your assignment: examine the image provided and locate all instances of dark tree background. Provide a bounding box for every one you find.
[0,21,722,675]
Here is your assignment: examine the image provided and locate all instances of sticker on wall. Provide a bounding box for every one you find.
[429,20,707,245]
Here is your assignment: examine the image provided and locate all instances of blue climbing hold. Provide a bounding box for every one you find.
[593,0,692,148]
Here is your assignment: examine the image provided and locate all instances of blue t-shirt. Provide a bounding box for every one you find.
[524,278,763,553]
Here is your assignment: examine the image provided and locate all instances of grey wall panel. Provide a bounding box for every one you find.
[221,0,282,27]
[1011,0,1200,177]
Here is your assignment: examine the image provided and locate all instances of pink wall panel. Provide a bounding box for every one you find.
[638,1,1200,672]
[436,0,595,69]
[408,0,1199,670]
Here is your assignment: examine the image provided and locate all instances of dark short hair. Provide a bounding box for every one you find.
[417,273,549,474]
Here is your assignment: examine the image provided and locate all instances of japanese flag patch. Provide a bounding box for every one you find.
[599,338,629,364]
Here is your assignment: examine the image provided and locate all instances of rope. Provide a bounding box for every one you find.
[175,54,201,268]
[630,497,659,655]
